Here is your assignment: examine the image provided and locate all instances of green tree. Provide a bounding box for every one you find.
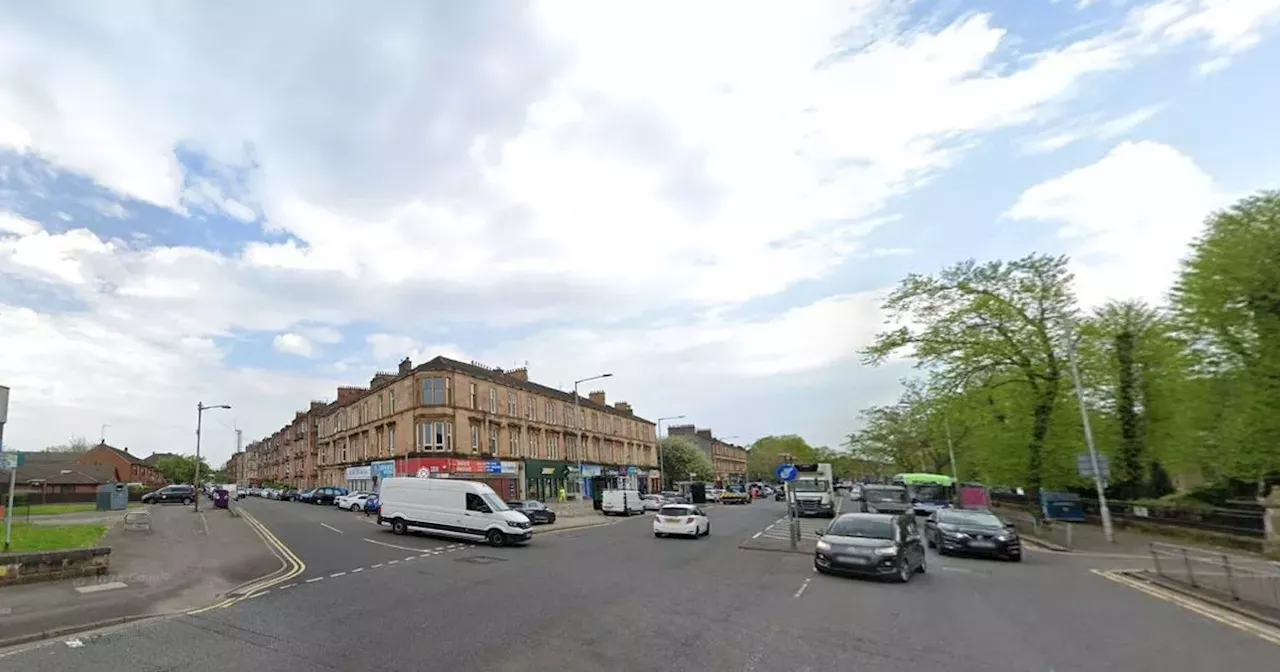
[153,454,211,485]
[1171,191,1280,488]
[862,254,1077,491]
[746,435,816,480]
[658,436,714,485]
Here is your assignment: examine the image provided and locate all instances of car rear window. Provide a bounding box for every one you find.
[659,506,693,517]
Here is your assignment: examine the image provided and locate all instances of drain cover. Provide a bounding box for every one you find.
[455,555,508,564]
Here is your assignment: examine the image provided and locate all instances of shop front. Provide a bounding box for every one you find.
[647,469,662,494]
[399,456,520,501]
[580,464,602,501]
[345,465,373,492]
[525,460,569,502]
[370,460,395,493]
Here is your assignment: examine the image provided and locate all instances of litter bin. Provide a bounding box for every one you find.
[213,488,230,509]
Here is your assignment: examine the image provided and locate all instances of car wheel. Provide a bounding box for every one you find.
[654,532,664,538]
[1008,554,1023,563]
[486,529,506,547]
[705,523,711,536]
[182,497,192,505]
[813,561,829,575]
[895,558,912,583]
[916,554,927,574]
[926,534,936,549]
[350,504,360,512]
[391,518,408,535]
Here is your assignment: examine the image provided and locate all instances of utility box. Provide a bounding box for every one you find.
[96,483,129,511]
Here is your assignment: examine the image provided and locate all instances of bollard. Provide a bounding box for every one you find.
[1065,522,1073,549]
[1150,543,1163,576]
[1182,547,1197,588]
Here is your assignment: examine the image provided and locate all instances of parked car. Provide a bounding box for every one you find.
[653,504,710,538]
[336,491,376,512]
[363,495,380,516]
[310,486,347,505]
[141,484,196,505]
[641,494,664,512]
[506,500,557,524]
[814,513,926,582]
[924,509,1021,562]
[296,488,317,503]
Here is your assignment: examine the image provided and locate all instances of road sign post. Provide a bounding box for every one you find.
[2,384,14,552]
[777,459,800,550]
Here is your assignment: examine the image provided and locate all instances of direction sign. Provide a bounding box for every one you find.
[1076,454,1110,480]
[775,464,799,482]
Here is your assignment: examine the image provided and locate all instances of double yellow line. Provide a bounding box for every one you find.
[1093,569,1280,646]
[188,508,306,615]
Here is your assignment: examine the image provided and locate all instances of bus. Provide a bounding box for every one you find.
[892,473,954,515]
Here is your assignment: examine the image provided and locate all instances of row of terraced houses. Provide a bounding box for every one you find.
[226,356,747,502]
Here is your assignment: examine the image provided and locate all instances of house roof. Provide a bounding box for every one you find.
[89,441,151,467]
[143,452,179,465]
[17,451,80,465]
[317,355,653,424]
[0,462,119,485]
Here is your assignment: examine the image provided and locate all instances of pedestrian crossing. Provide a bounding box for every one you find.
[753,515,834,543]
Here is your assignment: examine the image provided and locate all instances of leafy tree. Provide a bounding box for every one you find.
[44,435,91,453]
[658,436,714,485]
[746,435,816,480]
[1171,191,1280,487]
[862,254,1077,491]
[153,454,212,485]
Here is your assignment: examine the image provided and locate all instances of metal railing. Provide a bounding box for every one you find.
[1148,542,1280,613]
[1001,508,1075,549]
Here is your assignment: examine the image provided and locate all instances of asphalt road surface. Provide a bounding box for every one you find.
[3,497,1277,671]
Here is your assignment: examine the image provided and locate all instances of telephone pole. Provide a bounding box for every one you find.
[236,428,243,453]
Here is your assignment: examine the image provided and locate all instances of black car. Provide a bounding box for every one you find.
[310,486,346,505]
[506,500,557,525]
[814,513,926,583]
[141,484,195,505]
[858,485,912,514]
[924,509,1021,561]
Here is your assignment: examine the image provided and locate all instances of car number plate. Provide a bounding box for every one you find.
[969,540,996,548]
[838,554,870,564]
[664,517,684,523]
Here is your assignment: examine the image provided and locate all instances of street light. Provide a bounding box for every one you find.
[656,415,685,491]
[573,373,612,499]
[194,402,231,513]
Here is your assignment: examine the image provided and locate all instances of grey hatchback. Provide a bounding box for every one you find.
[814,513,927,583]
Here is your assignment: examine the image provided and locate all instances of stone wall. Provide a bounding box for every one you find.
[0,547,111,586]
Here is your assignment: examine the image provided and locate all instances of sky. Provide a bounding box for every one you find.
[1,0,1278,468]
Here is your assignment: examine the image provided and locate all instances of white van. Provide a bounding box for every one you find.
[377,477,533,546]
[602,489,644,516]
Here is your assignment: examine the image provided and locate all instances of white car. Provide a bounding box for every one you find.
[336,491,375,512]
[653,504,710,538]
[641,495,664,512]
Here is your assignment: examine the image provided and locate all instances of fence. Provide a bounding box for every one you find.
[1148,542,1280,615]
[990,492,1265,538]
[0,490,146,508]
[1000,508,1077,548]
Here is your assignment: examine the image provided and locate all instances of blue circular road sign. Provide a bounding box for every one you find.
[775,464,799,482]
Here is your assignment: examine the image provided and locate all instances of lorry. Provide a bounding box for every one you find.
[792,463,836,517]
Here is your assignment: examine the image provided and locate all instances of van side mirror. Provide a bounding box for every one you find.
[814,529,824,537]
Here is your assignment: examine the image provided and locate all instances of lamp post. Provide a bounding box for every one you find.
[573,373,612,500]
[656,415,685,491]
[194,402,231,512]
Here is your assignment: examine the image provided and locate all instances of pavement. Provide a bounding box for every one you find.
[4,494,1280,670]
[0,501,278,647]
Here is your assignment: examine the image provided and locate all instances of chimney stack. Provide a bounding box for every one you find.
[398,357,413,375]
[613,401,633,415]
[588,390,606,406]
[507,367,529,382]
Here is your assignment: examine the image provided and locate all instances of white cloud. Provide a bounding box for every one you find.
[1025,104,1165,153]
[272,333,314,358]
[1006,140,1233,308]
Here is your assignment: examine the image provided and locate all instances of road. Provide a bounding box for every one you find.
[2,496,1277,670]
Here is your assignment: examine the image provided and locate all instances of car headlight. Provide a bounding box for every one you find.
[874,546,899,556]
[997,532,1016,541]
[816,540,831,551]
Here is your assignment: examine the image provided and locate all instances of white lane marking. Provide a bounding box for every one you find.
[351,567,365,573]
[305,577,323,583]
[364,537,433,553]
[372,563,384,568]
[941,566,978,574]
[320,523,344,534]
[278,583,297,590]
[329,572,347,578]
[75,581,129,594]
[420,553,431,558]
[1093,569,1280,646]
[247,592,267,599]
[794,578,811,599]
[752,532,763,539]
[65,638,85,648]
[388,560,399,564]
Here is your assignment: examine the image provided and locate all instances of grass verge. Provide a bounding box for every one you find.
[5,522,108,553]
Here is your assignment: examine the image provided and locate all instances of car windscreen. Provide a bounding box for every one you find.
[827,518,896,540]
[482,493,510,511]
[908,484,948,502]
[659,506,693,517]
[863,487,908,503]
[793,479,830,492]
[938,511,1003,527]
